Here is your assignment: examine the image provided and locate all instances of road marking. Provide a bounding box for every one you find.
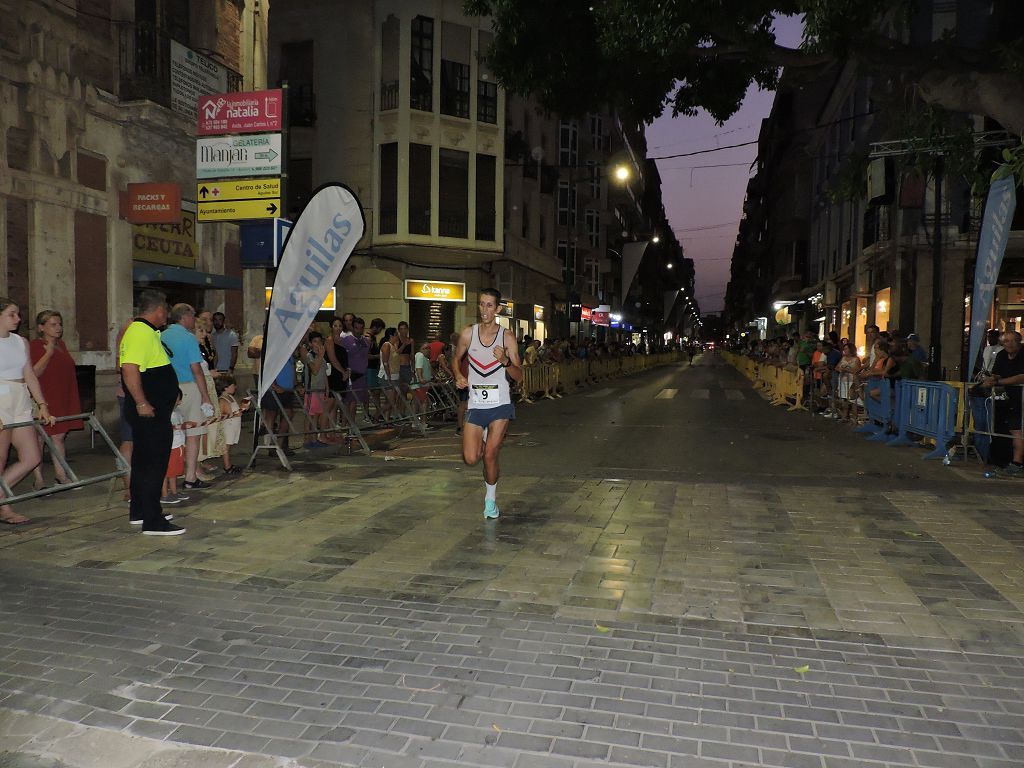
[691,389,710,399]
[655,389,678,399]
[586,388,615,398]
[725,390,745,400]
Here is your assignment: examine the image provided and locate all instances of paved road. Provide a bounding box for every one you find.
[2,353,1023,768]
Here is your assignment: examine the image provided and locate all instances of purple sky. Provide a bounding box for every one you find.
[647,16,804,315]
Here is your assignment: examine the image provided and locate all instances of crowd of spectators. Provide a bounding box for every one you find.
[742,325,929,422]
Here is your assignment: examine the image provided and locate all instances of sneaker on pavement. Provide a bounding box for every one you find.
[131,514,174,525]
[999,463,1024,478]
[142,521,186,536]
[483,499,499,519]
[160,494,182,505]
[183,479,212,490]
[174,492,190,502]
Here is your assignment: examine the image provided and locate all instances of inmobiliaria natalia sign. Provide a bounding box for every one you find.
[197,89,284,136]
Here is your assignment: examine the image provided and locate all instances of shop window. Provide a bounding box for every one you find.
[840,301,851,342]
[856,297,868,357]
[379,143,398,234]
[408,143,432,234]
[439,148,469,238]
[875,287,890,332]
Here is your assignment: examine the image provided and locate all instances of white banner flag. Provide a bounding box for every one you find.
[259,183,365,401]
[622,241,648,298]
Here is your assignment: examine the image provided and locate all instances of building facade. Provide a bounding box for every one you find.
[727,0,1024,378]
[1,0,268,425]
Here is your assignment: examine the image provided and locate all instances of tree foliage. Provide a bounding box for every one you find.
[466,0,1024,133]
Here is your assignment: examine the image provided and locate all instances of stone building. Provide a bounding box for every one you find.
[1,0,268,426]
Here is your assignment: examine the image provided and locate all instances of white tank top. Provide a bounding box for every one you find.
[466,324,511,408]
[0,333,27,380]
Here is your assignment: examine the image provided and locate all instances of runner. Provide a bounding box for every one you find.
[454,289,523,519]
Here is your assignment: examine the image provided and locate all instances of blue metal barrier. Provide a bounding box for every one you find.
[889,380,959,460]
[855,377,898,441]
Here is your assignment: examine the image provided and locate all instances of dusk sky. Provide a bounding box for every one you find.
[646,17,805,315]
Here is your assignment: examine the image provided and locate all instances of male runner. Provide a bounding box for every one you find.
[454,289,523,519]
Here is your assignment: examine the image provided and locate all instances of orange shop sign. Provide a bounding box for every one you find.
[404,280,466,302]
[120,182,181,224]
[132,207,197,269]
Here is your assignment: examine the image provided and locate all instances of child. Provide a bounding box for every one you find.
[304,332,334,446]
[217,375,249,474]
[162,389,189,505]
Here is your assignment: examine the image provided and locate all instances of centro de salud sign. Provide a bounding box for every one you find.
[197,89,283,136]
[404,280,466,303]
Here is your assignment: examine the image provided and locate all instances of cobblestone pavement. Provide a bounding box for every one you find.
[1,355,1023,767]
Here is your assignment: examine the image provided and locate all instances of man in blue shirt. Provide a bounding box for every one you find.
[259,349,297,453]
[162,304,215,491]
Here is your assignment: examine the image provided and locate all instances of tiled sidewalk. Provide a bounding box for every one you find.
[2,562,1023,768]
[3,462,1024,651]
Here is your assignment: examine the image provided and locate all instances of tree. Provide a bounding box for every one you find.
[466,0,1024,135]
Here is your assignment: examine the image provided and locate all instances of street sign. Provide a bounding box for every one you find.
[240,218,292,268]
[196,133,281,179]
[120,182,181,224]
[197,178,280,203]
[198,198,281,222]
[197,89,283,136]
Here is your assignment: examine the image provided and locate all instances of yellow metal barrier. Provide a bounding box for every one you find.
[722,353,805,411]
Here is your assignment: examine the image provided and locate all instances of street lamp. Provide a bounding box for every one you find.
[614,164,631,182]
[651,234,660,244]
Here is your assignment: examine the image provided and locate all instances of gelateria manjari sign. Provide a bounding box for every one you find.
[404,280,466,302]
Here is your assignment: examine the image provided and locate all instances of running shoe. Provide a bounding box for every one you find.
[483,499,500,519]
[159,495,182,505]
[183,479,212,490]
[999,463,1024,478]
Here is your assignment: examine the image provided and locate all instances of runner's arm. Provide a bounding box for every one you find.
[453,328,471,389]
[498,329,524,384]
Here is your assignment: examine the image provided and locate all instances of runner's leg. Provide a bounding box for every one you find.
[462,420,484,466]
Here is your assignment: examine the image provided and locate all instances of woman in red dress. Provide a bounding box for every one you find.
[30,311,83,488]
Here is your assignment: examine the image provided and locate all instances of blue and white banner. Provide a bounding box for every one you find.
[968,175,1017,375]
[260,183,365,401]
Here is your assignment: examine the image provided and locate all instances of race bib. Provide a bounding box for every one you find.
[470,384,500,407]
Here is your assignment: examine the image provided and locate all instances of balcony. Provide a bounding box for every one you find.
[119,24,241,111]
[380,80,399,111]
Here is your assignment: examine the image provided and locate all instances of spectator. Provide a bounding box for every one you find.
[861,339,894,403]
[259,351,298,453]
[427,336,445,363]
[304,331,332,446]
[524,339,540,367]
[119,289,183,535]
[29,310,83,489]
[216,375,248,474]
[195,310,216,368]
[396,321,415,388]
[365,318,385,423]
[162,389,188,505]
[115,322,133,501]
[411,341,433,425]
[906,333,927,365]
[834,342,862,422]
[326,316,350,429]
[162,303,216,491]
[342,317,370,424]
[211,312,240,372]
[864,324,880,366]
[379,327,400,422]
[984,331,1024,474]
[983,329,1003,373]
[893,341,924,380]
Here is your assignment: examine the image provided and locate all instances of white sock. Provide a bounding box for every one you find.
[483,427,489,443]
[485,482,497,501]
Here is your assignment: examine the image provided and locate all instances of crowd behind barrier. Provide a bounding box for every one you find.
[723,326,1024,470]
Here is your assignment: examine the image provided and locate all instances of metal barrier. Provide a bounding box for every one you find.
[855,377,898,441]
[889,380,959,460]
[0,413,128,506]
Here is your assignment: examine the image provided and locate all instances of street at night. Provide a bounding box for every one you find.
[3,356,1024,767]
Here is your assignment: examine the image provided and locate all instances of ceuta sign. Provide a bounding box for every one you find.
[404,280,466,302]
[197,89,283,136]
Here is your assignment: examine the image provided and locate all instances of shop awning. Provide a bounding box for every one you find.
[132,262,242,290]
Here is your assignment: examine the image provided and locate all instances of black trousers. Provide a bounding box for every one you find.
[125,365,178,527]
